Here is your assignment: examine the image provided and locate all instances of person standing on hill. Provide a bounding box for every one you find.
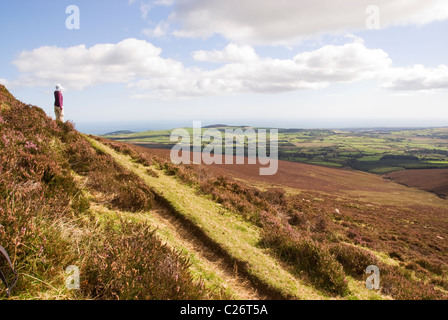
[54,84,64,122]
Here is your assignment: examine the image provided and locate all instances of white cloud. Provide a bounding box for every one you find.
[142,21,170,38]
[193,44,259,63]
[140,3,151,19]
[382,65,448,91]
[170,0,448,45]
[154,0,173,6]
[292,37,392,82]
[129,37,393,99]
[130,0,173,19]
[13,38,184,90]
[11,37,448,99]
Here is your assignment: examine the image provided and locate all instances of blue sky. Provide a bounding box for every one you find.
[1,0,447,133]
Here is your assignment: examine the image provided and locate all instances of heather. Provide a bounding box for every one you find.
[0,85,214,299]
[98,137,448,299]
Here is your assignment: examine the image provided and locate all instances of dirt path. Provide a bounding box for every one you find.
[149,201,267,300]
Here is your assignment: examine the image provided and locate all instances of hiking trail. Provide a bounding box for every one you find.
[86,136,328,300]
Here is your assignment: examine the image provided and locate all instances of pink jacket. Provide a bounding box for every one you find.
[54,91,63,109]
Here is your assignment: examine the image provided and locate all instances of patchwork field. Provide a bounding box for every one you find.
[104,125,448,175]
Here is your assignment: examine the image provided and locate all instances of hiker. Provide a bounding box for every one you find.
[54,84,64,122]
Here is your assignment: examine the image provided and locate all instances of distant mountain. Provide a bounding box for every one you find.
[203,124,229,128]
[203,124,250,128]
[104,130,136,136]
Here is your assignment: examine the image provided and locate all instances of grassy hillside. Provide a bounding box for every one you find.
[1,84,447,300]
[0,85,220,300]
[93,137,448,300]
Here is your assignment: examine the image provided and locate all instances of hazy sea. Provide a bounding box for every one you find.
[74,121,192,135]
[74,119,447,136]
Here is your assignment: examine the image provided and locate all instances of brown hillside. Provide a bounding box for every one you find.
[385,169,448,198]
[136,148,448,208]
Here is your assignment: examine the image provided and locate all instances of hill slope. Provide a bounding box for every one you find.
[1,84,447,300]
[385,169,448,198]
[134,148,448,210]
[93,138,448,299]
[0,85,228,299]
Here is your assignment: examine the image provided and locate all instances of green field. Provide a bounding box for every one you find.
[103,126,448,174]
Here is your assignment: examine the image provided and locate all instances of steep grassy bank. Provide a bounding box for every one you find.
[0,85,217,299]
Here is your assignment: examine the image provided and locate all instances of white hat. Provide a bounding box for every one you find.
[55,84,63,91]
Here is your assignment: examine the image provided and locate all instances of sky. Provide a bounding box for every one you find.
[0,0,447,133]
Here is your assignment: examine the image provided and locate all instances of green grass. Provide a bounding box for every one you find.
[427,161,448,164]
[88,202,236,299]
[369,167,406,174]
[308,161,343,167]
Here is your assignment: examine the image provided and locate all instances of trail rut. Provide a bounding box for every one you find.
[149,201,268,300]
